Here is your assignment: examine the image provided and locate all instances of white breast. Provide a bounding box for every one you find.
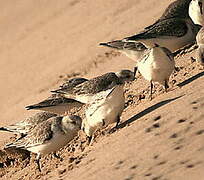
[84,85,125,136]
[138,47,175,85]
[189,0,204,25]
[27,131,76,155]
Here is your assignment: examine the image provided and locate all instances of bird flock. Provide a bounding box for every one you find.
[1,0,204,172]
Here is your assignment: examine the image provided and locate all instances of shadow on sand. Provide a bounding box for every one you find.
[177,71,204,88]
[117,95,183,129]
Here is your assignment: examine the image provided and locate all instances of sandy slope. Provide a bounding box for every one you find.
[0,0,204,179]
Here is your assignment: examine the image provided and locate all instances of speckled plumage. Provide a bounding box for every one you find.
[147,0,192,29]
[5,115,82,171]
[52,70,135,104]
[123,18,198,52]
[0,112,57,135]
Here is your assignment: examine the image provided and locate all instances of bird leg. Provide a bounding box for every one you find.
[115,115,120,128]
[35,153,42,172]
[133,66,138,77]
[164,80,169,92]
[149,81,153,100]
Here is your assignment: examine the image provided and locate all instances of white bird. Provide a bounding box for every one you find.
[51,70,135,104]
[189,0,204,25]
[5,115,82,172]
[81,84,125,139]
[0,112,57,136]
[123,18,198,52]
[196,27,204,65]
[137,44,175,99]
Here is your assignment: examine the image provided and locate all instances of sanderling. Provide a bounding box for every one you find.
[189,0,204,25]
[196,27,204,65]
[99,41,147,76]
[123,18,198,52]
[5,115,82,171]
[81,84,125,139]
[25,77,87,115]
[25,95,85,116]
[137,44,175,99]
[0,112,57,136]
[147,0,192,29]
[99,40,147,61]
[51,70,135,104]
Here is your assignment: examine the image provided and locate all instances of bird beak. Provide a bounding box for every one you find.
[199,2,203,15]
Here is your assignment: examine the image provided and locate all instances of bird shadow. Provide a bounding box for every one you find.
[117,95,183,130]
[177,71,204,88]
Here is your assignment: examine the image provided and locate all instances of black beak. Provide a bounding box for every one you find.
[199,2,203,15]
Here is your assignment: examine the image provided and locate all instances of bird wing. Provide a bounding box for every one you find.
[124,18,188,41]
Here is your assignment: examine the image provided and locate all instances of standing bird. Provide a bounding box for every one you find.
[196,27,204,65]
[25,77,88,115]
[80,71,135,140]
[189,0,204,25]
[51,70,135,104]
[0,112,57,136]
[123,18,198,52]
[5,115,82,172]
[81,85,125,140]
[137,44,175,99]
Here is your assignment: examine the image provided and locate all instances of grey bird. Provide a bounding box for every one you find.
[51,70,135,104]
[25,77,88,115]
[123,18,198,52]
[146,0,192,29]
[5,115,82,172]
[0,112,57,136]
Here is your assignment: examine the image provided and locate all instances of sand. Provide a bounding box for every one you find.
[0,0,204,179]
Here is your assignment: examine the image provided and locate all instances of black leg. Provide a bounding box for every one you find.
[133,66,138,77]
[164,80,169,92]
[102,119,105,126]
[88,136,93,144]
[115,115,120,128]
[36,153,42,172]
[150,81,153,100]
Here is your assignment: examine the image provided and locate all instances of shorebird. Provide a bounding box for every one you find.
[99,40,147,61]
[51,70,135,104]
[196,27,204,65]
[80,71,135,139]
[25,77,87,115]
[123,18,198,52]
[81,84,125,139]
[0,112,57,136]
[25,95,85,116]
[189,0,204,25]
[99,41,147,75]
[146,0,192,29]
[137,44,175,99]
[5,115,82,172]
